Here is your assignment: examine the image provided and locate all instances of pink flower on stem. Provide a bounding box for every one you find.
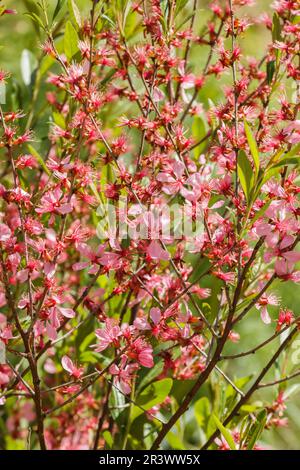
[94,319,122,352]
[109,356,137,395]
[72,243,106,274]
[61,356,84,380]
[156,160,186,195]
[127,338,154,368]
[36,187,73,218]
[276,309,294,332]
[255,292,280,324]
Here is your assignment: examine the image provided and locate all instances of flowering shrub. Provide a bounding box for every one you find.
[0,0,300,451]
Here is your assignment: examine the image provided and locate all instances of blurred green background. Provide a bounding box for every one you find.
[0,0,299,449]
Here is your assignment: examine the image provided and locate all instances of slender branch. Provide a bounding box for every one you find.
[258,370,300,389]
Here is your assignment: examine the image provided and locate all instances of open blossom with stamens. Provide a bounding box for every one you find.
[36,187,73,217]
[94,319,122,352]
[255,293,280,324]
[61,356,84,380]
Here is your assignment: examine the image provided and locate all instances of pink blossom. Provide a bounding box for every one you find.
[109,356,137,394]
[94,319,122,352]
[61,356,83,380]
[256,293,280,324]
[36,187,73,217]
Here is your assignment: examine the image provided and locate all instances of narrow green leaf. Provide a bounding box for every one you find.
[212,414,236,450]
[244,119,259,174]
[64,20,80,61]
[194,397,211,428]
[24,12,45,31]
[272,12,282,42]
[166,432,186,450]
[27,144,50,176]
[53,0,65,21]
[68,0,81,29]
[266,60,275,85]
[237,150,254,203]
[246,409,267,449]
[192,116,207,158]
[52,111,66,129]
[103,430,113,449]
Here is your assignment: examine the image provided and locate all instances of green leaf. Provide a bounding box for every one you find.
[53,0,65,21]
[175,0,189,16]
[27,144,50,176]
[246,409,267,450]
[212,414,236,450]
[79,351,101,364]
[53,111,66,129]
[131,378,173,422]
[273,157,300,168]
[267,61,275,85]
[192,116,207,158]
[248,199,271,227]
[194,397,211,428]
[68,0,81,29]
[24,12,45,31]
[271,144,300,168]
[103,430,113,449]
[22,0,42,35]
[64,20,80,61]
[109,383,126,420]
[137,360,164,391]
[40,54,55,76]
[166,432,186,450]
[272,12,282,42]
[244,119,259,174]
[237,150,254,203]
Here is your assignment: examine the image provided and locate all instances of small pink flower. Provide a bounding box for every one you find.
[94,319,121,352]
[109,356,137,395]
[61,355,83,380]
[36,187,73,217]
[128,338,154,368]
[256,293,280,324]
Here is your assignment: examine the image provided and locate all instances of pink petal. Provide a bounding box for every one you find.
[99,252,120,267]
[46,322,57,341]
[44,262,55,278]
[72,261,90,271]
[62,355,75,374]
[58,307,75,318]
[150,307,161,324]
[147,240,170,261]
[261,306,271,324]
[0,223,11,242]
[57,203,73,214]
[283,251,300,263]
[119,379,131,395]
[138,351,154,368]
[16,269,29,283]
